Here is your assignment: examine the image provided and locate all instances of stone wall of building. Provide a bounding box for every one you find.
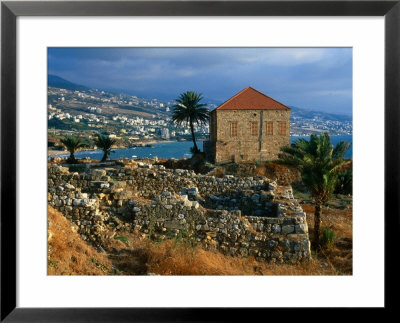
[48,162,310,264]
[208,109,290,163]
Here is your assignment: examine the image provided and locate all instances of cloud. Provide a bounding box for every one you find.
[312,90,352,97]
[48,47,352,115]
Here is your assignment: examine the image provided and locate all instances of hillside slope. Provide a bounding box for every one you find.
[48,204,348,275]
[48,206,113,275]
[48,74,89,92]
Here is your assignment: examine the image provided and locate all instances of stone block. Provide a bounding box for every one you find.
[111,181,126,189]
[191,201,200,209]
[92,169,106,178]
[272,224,281,233]
[267,240,278,249]
[164,220,182,230]
[281,225,295,235]
[295,224,308,234]
[73,199,82,206]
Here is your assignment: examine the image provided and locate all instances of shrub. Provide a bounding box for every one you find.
[292,181,309,194]
[171,225,197,254]
[114,236,129,245]
[224,163,239,175]
[322,227,335,247]
[334,170,352,195]
[68,165,87,173]
[190,153,206,173]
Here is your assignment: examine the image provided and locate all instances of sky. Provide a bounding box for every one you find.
[48,47,352,115]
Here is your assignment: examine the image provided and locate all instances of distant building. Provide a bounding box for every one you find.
[161,128,170,139]
[204,87,290,163]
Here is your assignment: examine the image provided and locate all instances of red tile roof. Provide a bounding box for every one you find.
[214,87,290,111]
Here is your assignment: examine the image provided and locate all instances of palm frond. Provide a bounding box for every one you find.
[171,91,209,154]
[171,91,209,126]
[332,140,351,160]
[278,133,351,204]
[60,136,85,152]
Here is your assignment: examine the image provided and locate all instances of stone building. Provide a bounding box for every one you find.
[204,87,290,163]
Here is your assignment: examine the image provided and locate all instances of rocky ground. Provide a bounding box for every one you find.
[48,201,352,276]
[48,157,352,275]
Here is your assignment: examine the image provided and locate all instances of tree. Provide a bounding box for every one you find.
[172,91,209,154]
[94,134,116,162]
[278,133,351,246]
[60,136,85,164]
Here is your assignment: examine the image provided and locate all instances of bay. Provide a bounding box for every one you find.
[54,135,353,160]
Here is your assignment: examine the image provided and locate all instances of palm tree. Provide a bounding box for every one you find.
[60,136,85,164]
[172,91,209,154]
[94,134,117,162]
[278,133,351,246]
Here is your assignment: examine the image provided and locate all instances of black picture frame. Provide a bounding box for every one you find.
[1,0,399,321]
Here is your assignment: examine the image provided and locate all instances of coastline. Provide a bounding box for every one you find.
[48,136,352,159]
[48,139,180,157]
[48,150,68,156]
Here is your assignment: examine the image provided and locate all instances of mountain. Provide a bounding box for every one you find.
[48,74,351,127]
[289,106,352,122]
[48,75,89,92]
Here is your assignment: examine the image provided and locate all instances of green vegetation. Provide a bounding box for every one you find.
[334,169,352,195]
[172,91,209,154]
[68,165,87,173]
[322,227,335,247]
[48,260,58,268]
[60,136,86,163]
[278,132,351,246]
[94,133,117,162]
[171,225,197,259]
[114,236,130,245]
[292,181,352,209]
[291,181,313,202]
[222,162,239,174]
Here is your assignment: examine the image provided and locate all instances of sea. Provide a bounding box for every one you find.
[54,135,353,160]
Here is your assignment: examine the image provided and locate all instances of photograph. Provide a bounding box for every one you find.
[2,0,397,318]
[47,47,353,276]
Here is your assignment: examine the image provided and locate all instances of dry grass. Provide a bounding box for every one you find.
[142,241,334,276]
[206,166,226,178]
[101,233,336,276]
[301,202,353,275]
[49,197,352,276]
[254,162,301,185]
[48,206,113,275]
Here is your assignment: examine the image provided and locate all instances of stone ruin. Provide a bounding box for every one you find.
[48,161,311,264]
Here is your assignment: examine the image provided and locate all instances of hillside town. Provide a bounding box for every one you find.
[48,85,352,151]
[48,86,211,149]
